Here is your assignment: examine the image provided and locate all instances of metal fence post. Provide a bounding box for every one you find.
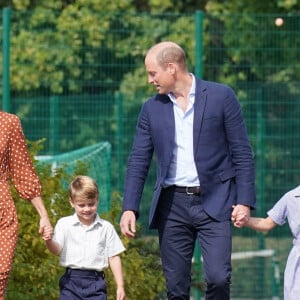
[116,92,124,192]
[272,252,280,300]
[50,96,59,155]
[195,10,204,79]
[2,7,11,112]
[256,86,267,297]
[193,9,204,300]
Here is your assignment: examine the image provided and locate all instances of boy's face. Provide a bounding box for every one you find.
[70,197,98,226]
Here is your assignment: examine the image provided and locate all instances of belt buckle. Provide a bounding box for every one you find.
[185,186,194,195]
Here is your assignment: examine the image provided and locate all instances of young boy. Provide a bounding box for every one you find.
[243,185,300,300]
[45,175,126,300]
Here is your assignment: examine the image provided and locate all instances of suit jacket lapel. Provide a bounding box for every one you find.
[193,79,207,153]
[160,94,175,145]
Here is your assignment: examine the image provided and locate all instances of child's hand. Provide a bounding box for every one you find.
[116,286,126,300]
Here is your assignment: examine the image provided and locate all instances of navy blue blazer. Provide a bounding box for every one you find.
[123,78,256,229]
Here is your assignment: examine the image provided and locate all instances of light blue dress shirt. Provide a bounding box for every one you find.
[164,74,200,187]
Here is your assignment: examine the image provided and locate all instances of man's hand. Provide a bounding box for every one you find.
[231,204,250,228]
[120,210,136,238]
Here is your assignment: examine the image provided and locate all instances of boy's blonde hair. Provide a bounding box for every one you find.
[69,175,99,202]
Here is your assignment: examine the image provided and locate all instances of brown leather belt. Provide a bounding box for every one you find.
[165,185,202,195]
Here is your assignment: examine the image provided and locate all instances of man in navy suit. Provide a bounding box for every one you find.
[120,41,256,300]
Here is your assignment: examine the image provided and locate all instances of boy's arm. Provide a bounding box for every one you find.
[109,255,126,300]
[45,239,62,255]
[245,216,277,232]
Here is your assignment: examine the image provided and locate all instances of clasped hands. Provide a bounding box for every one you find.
[231,204,250,228]
[39,216,54,240]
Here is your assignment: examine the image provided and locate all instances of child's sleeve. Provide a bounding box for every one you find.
[52,219,65,247]
[267,194,288,226]
[106,222,126,257]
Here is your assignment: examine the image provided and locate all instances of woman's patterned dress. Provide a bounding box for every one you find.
[0,111,41,297]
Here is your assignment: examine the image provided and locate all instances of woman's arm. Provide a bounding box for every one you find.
[30,196,53,240]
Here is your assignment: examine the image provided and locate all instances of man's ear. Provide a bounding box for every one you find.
[167,62,176,75]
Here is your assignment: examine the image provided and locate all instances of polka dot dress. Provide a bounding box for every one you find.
[0,111,41,298]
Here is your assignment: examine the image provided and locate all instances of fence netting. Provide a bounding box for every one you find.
[1,9,300,299]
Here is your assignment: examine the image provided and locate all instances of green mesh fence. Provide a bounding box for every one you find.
[37,141,111,212]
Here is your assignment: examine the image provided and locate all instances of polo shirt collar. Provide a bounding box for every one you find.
[71,213,103,227]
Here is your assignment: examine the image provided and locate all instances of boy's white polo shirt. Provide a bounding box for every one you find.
[53,213,125,272]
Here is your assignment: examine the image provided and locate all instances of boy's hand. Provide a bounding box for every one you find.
[116,286,126,300]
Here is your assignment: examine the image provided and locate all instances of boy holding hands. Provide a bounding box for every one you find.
[234,185,300,300]
[45,175,126,300]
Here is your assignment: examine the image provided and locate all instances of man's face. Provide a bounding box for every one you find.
[145,54,174,94]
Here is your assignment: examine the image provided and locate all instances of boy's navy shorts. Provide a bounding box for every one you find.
[59,268,107,300]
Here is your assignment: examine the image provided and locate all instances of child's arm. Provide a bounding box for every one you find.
[245,216,277,232]
[109,255,126,300]
[45,239,62,255]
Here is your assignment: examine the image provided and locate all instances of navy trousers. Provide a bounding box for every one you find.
[156,189,232,300]
[59,268,107,300]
